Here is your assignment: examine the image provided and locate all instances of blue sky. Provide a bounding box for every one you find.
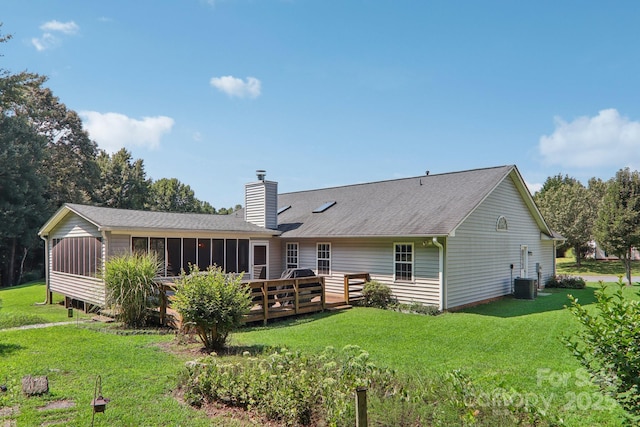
[3,1,640,209]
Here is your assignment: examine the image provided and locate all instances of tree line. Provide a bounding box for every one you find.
[0,27,240,286]
[534,168,640,285]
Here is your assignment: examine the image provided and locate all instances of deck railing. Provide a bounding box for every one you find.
[156,276,326,327]
[343,273,370,303]
[244,276,325,324]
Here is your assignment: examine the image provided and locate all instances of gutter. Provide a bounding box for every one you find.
[431,237,445,310]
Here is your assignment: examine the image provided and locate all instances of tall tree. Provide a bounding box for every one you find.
[594,168,640,285]
[149,178,216,213]
[0,115,48,286]
[95,148,150,209]
[535,176,594,266]
[11,85,100,209]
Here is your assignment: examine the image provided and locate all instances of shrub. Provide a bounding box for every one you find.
[545,274,586,289]
[361,280,393,308]
[565,278,640,421]
[103,252,161,327]
[181,346,557,426]
[172,266,251,351]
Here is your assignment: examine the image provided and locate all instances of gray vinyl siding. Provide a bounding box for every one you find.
[267,238,282,279]
[245,181,278,229]
[282,237,441,306]
[49,272,105,305]
[445,176,555,309]
[49,213,101,239]
[109,234,131,257]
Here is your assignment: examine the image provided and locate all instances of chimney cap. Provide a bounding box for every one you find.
[256,170,266,181]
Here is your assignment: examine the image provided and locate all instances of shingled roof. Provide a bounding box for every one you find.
[276,165,548,238]
[39,203,279,236]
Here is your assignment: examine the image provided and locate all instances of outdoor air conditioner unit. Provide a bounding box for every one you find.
[514,278,537,300]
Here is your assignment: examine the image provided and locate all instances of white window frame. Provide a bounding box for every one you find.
[394,242,414,282]
[316,242,331,276]
[286,242,299,269]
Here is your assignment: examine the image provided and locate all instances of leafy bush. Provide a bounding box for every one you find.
[103,252,161,327]
[181,346,557,426]
[172,266,251,351]
[565,278,640,421]
[545,274,586,289]
[361,280,393,308]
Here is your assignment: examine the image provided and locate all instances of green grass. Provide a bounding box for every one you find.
[233,284,634,426]
[556,256,640,276]
[1,282,636,425]
[0,282,91,329]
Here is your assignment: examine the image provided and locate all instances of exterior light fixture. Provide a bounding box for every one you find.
[91,375,110,425]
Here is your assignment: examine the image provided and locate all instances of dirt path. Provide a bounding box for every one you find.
[0,320,89,332]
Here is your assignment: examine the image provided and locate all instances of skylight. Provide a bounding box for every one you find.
[313,201,336,213]
[277,205,291,215]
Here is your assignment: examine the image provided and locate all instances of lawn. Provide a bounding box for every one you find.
[0,282,91,329]
[1,281,635,425]
[234,284,633,426]
[556,256,640,276]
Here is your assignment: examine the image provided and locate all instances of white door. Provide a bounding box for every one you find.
[250,241,269,280]
[520,245,528,278]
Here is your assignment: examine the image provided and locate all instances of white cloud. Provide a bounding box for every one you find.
[525,181,543,195]
[31,33,58,51]
[79,111,175,152]
[210,75,261,98]
[40,20,79,35]
[539,109,640,169]
[32,20,79,51]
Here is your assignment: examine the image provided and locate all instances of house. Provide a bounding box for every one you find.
[38,165,561,311]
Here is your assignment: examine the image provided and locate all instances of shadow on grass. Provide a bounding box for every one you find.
[0,342,24,356]
[461,287,598,318]
[242,309,344,332]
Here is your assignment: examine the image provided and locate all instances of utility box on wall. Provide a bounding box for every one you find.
[514,278,537,299]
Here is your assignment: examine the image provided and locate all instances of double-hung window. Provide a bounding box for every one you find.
[316,243,331,275]
[394,243,413,281]
[286,243,299,269]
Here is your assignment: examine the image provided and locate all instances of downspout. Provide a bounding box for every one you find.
[432,237,445,310]
[38,235,51,305]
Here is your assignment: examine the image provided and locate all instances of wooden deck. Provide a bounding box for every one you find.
[157,275,357,328]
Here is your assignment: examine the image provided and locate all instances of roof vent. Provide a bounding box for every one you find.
[256,170,266,181]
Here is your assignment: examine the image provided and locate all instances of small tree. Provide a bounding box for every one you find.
[594,168,640,285]
[565,278,640,420]
[103,252,160,327]
[172,266,252,351]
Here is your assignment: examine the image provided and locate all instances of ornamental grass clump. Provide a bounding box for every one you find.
[103,252,161,327]
[173,266,252,351]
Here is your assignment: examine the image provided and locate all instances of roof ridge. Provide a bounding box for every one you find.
[280,165,513,196]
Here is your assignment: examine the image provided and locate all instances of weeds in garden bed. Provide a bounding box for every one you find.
[180,345,558,426]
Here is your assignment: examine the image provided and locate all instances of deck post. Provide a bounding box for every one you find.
[356,386,368,427]
[262,282,268,325]
[343,275,350,303]
[159,284,167,326]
